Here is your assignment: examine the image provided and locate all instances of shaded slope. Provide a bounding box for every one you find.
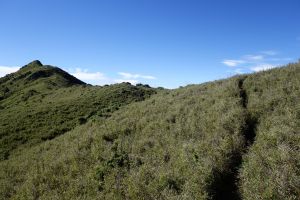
[0,61,156,160]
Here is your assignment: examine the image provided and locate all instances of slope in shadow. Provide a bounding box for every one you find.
[208,152,242,200]
[238,78,257,146]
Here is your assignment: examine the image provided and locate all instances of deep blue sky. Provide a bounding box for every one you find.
[0,0,299,88]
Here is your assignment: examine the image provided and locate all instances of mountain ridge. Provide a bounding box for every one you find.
[0,61,157,160]
[0,60,85,102]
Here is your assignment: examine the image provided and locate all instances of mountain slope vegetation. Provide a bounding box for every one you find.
[239,64,300,199]
[0,61,299,200]
[0,61,156,160]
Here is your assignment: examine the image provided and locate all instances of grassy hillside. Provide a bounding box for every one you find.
[0,60,84,102]
[0,75,247,199]
[0,61,299,199]
[239,64,300,199]
[0,61,156,160]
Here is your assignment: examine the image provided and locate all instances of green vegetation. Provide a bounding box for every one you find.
[0,61,299,199]
[0,61,156,160]
[239,64,300,200]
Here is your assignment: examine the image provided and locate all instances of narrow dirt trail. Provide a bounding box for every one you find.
[239,79,257,146]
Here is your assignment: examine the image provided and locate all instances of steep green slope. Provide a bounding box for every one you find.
[0,60,84,103]
[0,76,247,199]
[239,64,300,200]
[0,62,299,200]
[0,61,156,160]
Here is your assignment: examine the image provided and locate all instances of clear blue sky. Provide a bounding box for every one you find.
[0,0,299,88]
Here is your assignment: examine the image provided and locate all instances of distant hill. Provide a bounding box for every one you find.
[0,60,85,101]
[0,61,157,160]
[0,61,299,200]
